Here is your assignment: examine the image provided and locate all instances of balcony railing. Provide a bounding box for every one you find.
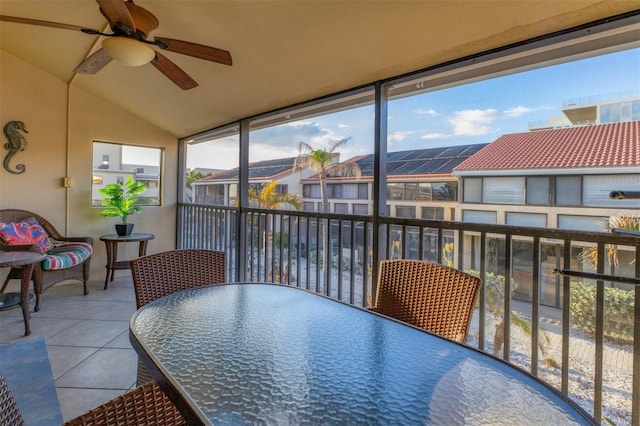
[177,203,639,425]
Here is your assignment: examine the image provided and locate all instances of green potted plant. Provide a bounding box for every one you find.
[98,177,148,236]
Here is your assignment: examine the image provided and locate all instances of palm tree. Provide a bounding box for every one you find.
[185,169,211,189]
[247,181,302,210]
[293,138,361,212]
[247,181,302,282]
[579,215,639,270]
[294,138,361,281]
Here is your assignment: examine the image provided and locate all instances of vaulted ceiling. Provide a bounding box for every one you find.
[1,1,637,138]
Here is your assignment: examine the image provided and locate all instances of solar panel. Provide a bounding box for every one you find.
[206,143,489,182]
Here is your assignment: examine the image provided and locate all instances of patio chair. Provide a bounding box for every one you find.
[130,249,226,385]
[0,209,93,311]
[0,371,23,426]
[0,372,185,426]
[370,259,482,343]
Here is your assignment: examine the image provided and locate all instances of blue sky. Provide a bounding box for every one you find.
[187,47,639,170]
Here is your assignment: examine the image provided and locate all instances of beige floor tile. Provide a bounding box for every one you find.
[55,347,138,389]
[57,387,125,422]
[45,319,128,347]
[47,345,99,380]
[105,329,134,349]
[1,276,139,421]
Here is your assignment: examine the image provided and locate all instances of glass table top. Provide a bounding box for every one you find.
[131,283,595,425]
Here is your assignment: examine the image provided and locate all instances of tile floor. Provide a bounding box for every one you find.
[0,273,138,422]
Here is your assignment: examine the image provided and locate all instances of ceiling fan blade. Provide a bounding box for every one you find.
[0,15,99,32]
[74,49,113,74]
[151,52,198,90]
[155,37,232,66]
[96,0,135,33]
[124,0,158,37]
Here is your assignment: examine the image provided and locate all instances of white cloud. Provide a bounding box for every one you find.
[502,106,534,117]
[338,123,349,129]
[449,109,497,136]
[387,130,415,145]
[416,108,437,116]
[286,120,314,128]
[250,144,298,162]
[421,132,449,140]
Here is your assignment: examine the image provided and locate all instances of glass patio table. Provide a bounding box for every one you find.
[130,283,596,426]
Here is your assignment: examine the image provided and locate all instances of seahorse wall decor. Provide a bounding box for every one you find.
[3,120,28,174]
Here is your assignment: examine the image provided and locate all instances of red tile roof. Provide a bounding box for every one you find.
[454,122,640,172]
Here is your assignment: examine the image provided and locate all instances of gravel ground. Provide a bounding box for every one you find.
[468,315,633,426]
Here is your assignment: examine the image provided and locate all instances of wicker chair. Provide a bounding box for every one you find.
[0,209,93,311]
[0,372,185,426]
[370,259,482,343]
[131,249,226,385]
[0,371,23,426]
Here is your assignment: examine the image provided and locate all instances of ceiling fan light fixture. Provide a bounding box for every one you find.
[102,37,155,66]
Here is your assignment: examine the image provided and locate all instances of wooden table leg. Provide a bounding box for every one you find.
[20,263,34,336]
[110,242,118,283]
[104,241,114,290]
[139,240,149,257]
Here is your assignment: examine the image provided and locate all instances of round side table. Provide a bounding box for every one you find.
[99,233,155,289]
[0,251,46,336]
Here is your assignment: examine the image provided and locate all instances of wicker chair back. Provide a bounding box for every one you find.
[373,259,481,343]
[130,249,226,309]
[130,249,226,385]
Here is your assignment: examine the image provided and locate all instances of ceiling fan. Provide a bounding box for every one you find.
[0,0,232,90]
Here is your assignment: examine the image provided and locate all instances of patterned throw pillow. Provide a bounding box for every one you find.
[0,217,53,254]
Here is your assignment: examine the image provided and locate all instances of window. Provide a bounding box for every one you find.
[506,212,547,228]
[353,204,369,215]
[558,215,607,231]
[205,185,225,205]
[396,206,416,218]
[483,177,524,204]
[405,183,418,200]
[93,141,162,206]
[555,176,581,206]
[462,210,497,224]
[303,202,315,212]
[422,207,444,220]
[334,203,349,214]
[304,184,321,198]
[275,184,288,194]
[358,183,368,199]
[583,174,640,208]
[387,183,404,200]
[183,125,238,205]
[463,178,482,203]
[330,184,341,199]
[526,177,550,205]
[248,87,374,215]
[433,182,457,201]
[600,100,640,123]
[418,183,432,201]
[228,184,238,206]
[339,184,361,199]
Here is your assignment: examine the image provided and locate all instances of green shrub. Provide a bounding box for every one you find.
[569,281,634,343]
[274,232,289,249]
[465,270,519,318]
